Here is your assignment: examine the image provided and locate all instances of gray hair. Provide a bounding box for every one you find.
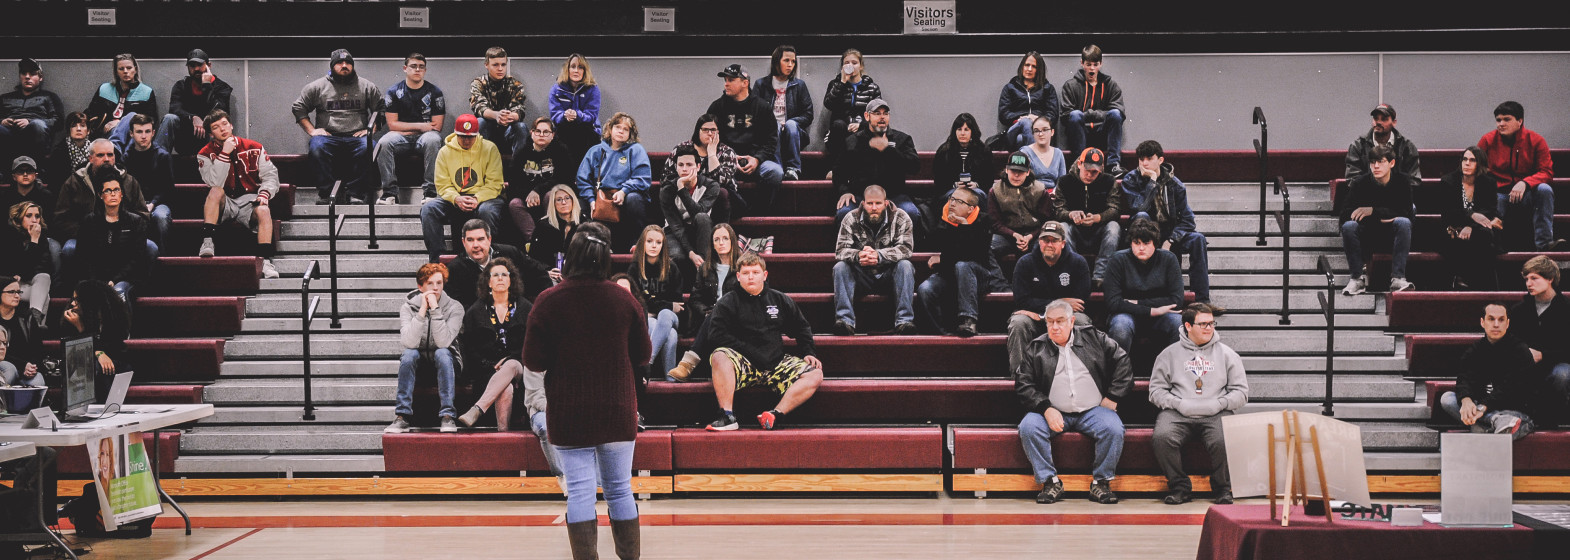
[90,138,116,152]
[1044,299,1076,319]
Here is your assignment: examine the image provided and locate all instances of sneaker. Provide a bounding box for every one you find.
[198,237,215,258]
[1342,275,1368,296]
[758,409,785,430]
[1493,416,1523,435]
[783,168,800,181]
[833,319,856,336]
[893,322,917,335]
[1163,489,1192,505]
[439,416,458,433]
[637,412,647,432]
[261,259,280,279]
[378,194,398,205]
[316,195,335,205]
[1547,239,1570,251]
[1035,476,1064,504]
[1089,480,1119,504]
[348,195,370,205]
[1388,277,1415,292]
[1107,164,1127,178]
[956,318,978,338]
[384,416,411,434]
[706,412,739,431]
[1213,491,1234,505]
[458,405,483,428]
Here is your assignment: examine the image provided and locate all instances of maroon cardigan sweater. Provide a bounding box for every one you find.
[524,276,652,447]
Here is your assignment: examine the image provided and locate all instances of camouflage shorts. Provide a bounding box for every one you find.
[714,347,813,394]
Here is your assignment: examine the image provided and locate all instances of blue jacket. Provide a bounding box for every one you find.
[549,82,601,134]
[1119,163,1198,244]
[998,76,1059,129]
[1012,242,1091,314]
[576,140,651,198]
[751,76,814,130]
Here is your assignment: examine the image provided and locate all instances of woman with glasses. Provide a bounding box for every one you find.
[0,277,47,387]
[507,117,575,242]
[1438,145,1502,289]
[1,201,53,315]
[1021,117,1066,192]
[74,169,150,302]
[529,185,583,282]
[663,114,740,216]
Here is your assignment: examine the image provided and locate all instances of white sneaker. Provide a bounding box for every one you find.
[1388,277,1415,292]
[198,237,215,258]
[440,417,458,433]
[261,259,280,279]
[1342,275,1368,296]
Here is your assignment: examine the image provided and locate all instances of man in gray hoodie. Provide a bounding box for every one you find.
[387,262,466,434]
[1148,302,1248,505]
[292,49,385,204]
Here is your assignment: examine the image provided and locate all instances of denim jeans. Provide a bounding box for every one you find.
[1550,363,1570,406]
[395,348,455,419]
[308,134,374,199]
[1438,391,1534,440]
[1108,312,1183,353]
[155,113,207,156]
[0,119,50,161]
[1062,109,1124,168]
[1341,217,1411,279]
[107,112,143,157]
[1067,220,1120,282]
[647,309,679,376]
[742,160,785,212]
[835,194,923,226]
[375,130,442,195]
[832,259,915,327]
[530,411,564,477]
[149,203,172,246]
[916,260,996,334]
[1019,406,1125,483]
[553,440,638,524]
[420,197,508,262]
[60,238,158,299]
[1497,186,1557,250]
[1133,212,1211,302]
[479,118,528,161]
[0,361,46,387]
[1006,117,1034,152]
[777,120,806,172]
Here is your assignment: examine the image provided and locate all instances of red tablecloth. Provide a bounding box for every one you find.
[1196,505,1533,560]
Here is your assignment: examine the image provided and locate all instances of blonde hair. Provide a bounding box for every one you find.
[556,54,595,86]
[8,201,46,234]
[542,184,581,231]
[602,112,639,144]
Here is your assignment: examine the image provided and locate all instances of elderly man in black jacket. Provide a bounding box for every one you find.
[1016,299,1131,505]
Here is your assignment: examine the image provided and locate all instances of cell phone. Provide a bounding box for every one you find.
[958,173,971,183]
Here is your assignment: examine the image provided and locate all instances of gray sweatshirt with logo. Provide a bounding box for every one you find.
[1148,331,1249,418]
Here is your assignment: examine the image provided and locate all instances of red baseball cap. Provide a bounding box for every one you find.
[455,114,480,136]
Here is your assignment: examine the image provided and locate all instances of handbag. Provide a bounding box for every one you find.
[591,189,621,223]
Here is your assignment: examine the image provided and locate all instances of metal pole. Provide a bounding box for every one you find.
[366,187,380,250]
[328,181,343,328]
[1278,178,1292,325]
[301,260,319,421]
[1318,255,1336,417]
[1253,107,1269,247]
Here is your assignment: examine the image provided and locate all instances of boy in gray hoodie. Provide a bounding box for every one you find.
[1148,302,1248,505]
[387,262,467,434]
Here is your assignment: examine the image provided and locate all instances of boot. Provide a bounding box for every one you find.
[667,351,699,381]
[567,520,599,560]
[610,518,641,559]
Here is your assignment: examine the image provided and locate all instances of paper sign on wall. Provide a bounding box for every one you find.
[903,1,956,34]
[401,7,430,29]
[88,8,117,26]
[644,7,676,33]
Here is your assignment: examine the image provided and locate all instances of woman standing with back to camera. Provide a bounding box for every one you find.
[524,221,650,559]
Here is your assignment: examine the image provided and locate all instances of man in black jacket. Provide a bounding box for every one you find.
[917,187,1002,337]
[708,64,783,212]
[444,219,552,308]
[1507,255,1570,414]
[159,49,232,155]
[1104,219,1185,353]
[1059,45,1126,175]
[0,58,63,164]
[1053,148,1123,285]
[1439,303,1538,438]
[1008,222,1092,373]
[1339,145,1416,295]
[1345,104,1420,183]
[1017,299,1131,505]
[705,253,823,432]
[661,145,727,270]
[833,99,921,224]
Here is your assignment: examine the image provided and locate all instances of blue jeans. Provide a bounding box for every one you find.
[1133,212,1211,302]
[647,309,679,376]
[0,119,50,161]
[107,112,143,156]
[375,130,443,194]
[479,118,528,161]
[61,238,159,299]
[743,160,784,212]
[579,191,649,232]
[149,203,172,246]
[308,134,373,199]
[420,197,508,262]
[553,440,638,524]
[155,113,207,155]
[530,411,564,477]
[835,194,922,226]
[1067,220,1120,282]
[1019,406,1126,483]
[1497,186,1557,250]
[1108,312,1183,354]
[777,120,806,172]
[395,348,455,419]
[917,260,996,334]
[1438,391,1535,439]
[1062,109,1124,167]
[832,259,915,327]
[1341,217,1411,279]
[1006,118,1034,151]
[1550,363,1570,407]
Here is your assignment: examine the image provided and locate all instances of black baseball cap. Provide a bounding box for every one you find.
[18,58,40,74]
[187,49,210,65]
[717,64,748,80]
[1370,103,1396,119]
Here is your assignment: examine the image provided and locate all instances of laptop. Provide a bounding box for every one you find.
[57,336,97,422]
[87,371,134,415]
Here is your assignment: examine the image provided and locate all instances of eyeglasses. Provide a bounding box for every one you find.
[1,290,23,295]
[1032,128,1053,135]
[102,187,123,194]
[489,271,510,278]
[699,127,720,133]
[1192,321,1217,328]
[531,129,554,135]
[949,196,976,207]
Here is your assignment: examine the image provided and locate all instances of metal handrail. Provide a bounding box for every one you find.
[300,260,321,421]
[366,184,380,250]
[1316,255,1337,417]
[326,180,345,329]
[1253,107,1270,246]
[1274,177,1291,325]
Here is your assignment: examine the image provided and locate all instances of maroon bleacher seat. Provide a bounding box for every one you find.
[950,427,1212,474]
[644,379,1019,426]
[381,430,672,472]
[45,296,246,337]
[670,427,941,470]
[1386,291,1516,331]
[149,256,261,296]
[41,339,225,383]
[1405,334,1474,378]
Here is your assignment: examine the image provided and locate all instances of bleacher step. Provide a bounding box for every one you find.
[1213,313,1388,329]
[1210,251,1348,273]
[181,429,385,454]
[1209,273,1357,288]
[292,204,422,218]
[1239,401,1431,421]
[1240,356,1407,372]
[1210,288,1377,313]
[1248,374,1413,401]
[202,379,392,405]
[173,454,387,474]
[205,405,393,424]
[280,218,422,239]
[242,317,402,333]
[1356,423,1439,451]
[1363,452,1441,471]
[1196,215,1338,235]
[221,359,398,377]
[278,239,430,253]
[275,255,431,276]
[263,277,413,292]
[1208,236,1341,249]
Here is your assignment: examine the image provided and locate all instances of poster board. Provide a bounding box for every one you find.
[87,431,161,530]
[1223,411,1372,507]
[1440,433,1514,527]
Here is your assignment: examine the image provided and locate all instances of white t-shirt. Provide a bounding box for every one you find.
[772,78,789,126]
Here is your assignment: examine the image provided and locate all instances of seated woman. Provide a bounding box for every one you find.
[456,258,535,433]
[529,184,583,280]
[662,114,740,217]
[506,117,574,243]
[933,113,996,198]
[668,223,744,380]
[0,201,53,315]
[85,54,159,151]
[660,144,728,273]
[1439,145,1503,290]
[0,311,42,388]
[75,170,150,302]
[45,112,92,188]
[1020,117,1066,191]
[575,112,650,248]
[386,263,465,434]
[58,280,130,399]
[627,226,685,378]
[822,49,882,171]
[548,54,602,167]
[998,51,1058,151]
[0,277,48,386]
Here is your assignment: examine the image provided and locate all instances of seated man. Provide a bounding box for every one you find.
[444,218,552,308]
[833,99,920,224]
[661,145,728,271]
[1345,103,1420,183]
[1,156,56,230]
[705,253,823,431]
[832,184,916,336]
[159,49,232,155]
[376,53,446,202]
[1008,222,1091,374]
[1059,45,1126,175]
[1053,148,1123,285]
[121,113,174,246]
[76,170,151,301]
[469,47,528,162]
[917,187,1001,337]
[0,58,63,164]
[988,151,1056,260]
[710,64,784,212]
[55,139,156,269]
[1149,303,1248,505]
[1507,256,1570,412]
[386,262,465,434]
[1339,145,1416,295]
[1104,218,1184,353]
[195,110,281,279]
[291,49,383,204]
[421,114,506,263]
[1440,303,1540,438]
[1120,140,1209,302]
[1479,101,1564,251]
[1016,299,1131,505]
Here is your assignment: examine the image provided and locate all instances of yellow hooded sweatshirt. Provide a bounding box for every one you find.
[434,132,505,203]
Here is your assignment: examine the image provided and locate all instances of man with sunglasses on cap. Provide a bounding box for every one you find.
[0,58,64,165]
[159,49,232,156]
[1053,147,1123,287]
[916,187,1002,337]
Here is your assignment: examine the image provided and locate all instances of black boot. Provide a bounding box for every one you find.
[610,518,641,559]
[567,520,599,560]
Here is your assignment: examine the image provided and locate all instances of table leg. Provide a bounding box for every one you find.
[35,452,79,560]
[148,430,191,535]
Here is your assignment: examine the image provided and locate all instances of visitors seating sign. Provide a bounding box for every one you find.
[903,1,956,34]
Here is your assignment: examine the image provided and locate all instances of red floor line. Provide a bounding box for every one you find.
[150,512,1207,529]
[188,527,265,560]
